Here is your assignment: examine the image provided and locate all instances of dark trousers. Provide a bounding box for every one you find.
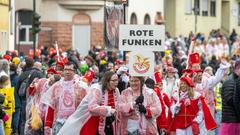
[11,108,21,134]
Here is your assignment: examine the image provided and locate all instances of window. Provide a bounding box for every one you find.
[1,31,7,54]
[130,13,137,24]
[17,10,33,44]
[144,14,151,25]
[194,0,200,15]
[185,0,192,14]
[210,0,216,16]
[238,2,240,26]
[202,0,208,16]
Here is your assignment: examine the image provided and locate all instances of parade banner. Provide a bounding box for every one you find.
[105,3,124,50]
[119,25,165,51]
[129,51,154,76]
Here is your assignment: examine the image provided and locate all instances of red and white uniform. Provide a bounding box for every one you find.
[41,79,88,130]
[169,91,217,135]
[57,84,120,135]
[196,62,230,116]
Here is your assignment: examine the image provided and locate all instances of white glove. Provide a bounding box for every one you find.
[121,74,129,84]
[219,60,231,69]
[117,66,128,75]
[170,103,181,118]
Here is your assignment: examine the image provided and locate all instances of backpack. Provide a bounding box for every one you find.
[18,70,35,97]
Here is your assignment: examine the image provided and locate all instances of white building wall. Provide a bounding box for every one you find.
[15,0,104,22]
[230,0,240,34]
[127,0,164,24]
[15,0,33,11]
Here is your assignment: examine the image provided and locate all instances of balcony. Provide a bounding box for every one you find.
[42,0,108,10]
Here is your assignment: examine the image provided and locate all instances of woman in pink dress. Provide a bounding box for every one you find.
[119,76,161,135]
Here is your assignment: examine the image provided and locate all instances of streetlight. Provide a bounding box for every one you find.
[193,7,199,34]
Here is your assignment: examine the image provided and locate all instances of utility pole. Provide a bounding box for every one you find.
[33,0,36,58]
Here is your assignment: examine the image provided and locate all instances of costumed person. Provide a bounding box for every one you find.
[188,53,230,116]
[57,71,120,135]
[192,60,230,116]
[168,77,217,135]
[0,59,15,135]
[0,69,11,135]
[78,70,95,97]
[16,57,44,135]
[41,61,88,135]
[154,71,170,134]
[162,66,179,97]
[118,76,161,135]
[24,67,61,135]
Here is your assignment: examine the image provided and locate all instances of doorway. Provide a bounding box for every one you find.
[72,25,91,57]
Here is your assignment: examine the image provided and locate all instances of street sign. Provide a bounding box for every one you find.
[119,25,165,51]
[128,51,154,76]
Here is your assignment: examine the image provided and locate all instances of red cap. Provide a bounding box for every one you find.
[12,50,18,56]
[154,71,162,84]
[182,69,194,78]
[36,49,41,57]
[47,68,58,75]
[84,70,95,83]
[192,69,203,73]
[3,55,11,61]
[49,48,56,55]
[56,60,64,67]
[180,77,195,87]
[189,53,200,66]
[63,57,68,64]
[182,69,193,74]
[115,59,123,65]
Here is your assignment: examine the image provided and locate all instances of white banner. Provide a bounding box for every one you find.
[119,25,165,51]
[129,51,154,76]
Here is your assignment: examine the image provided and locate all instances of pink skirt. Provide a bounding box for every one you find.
[219,123,240,135]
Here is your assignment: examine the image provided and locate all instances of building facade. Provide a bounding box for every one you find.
[15,0,105,56]
[127,0,164,25]
[0,0,9,54]
[165,0,240,37]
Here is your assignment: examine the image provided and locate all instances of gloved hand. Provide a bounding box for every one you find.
[105,115,115,126]
[220,58,231,69]
[170,103,181,118]
[135,95,144,104]
[192,121,200,135]
[44,127,52,135]
[116,66,128,75]
[138,104,147,114]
